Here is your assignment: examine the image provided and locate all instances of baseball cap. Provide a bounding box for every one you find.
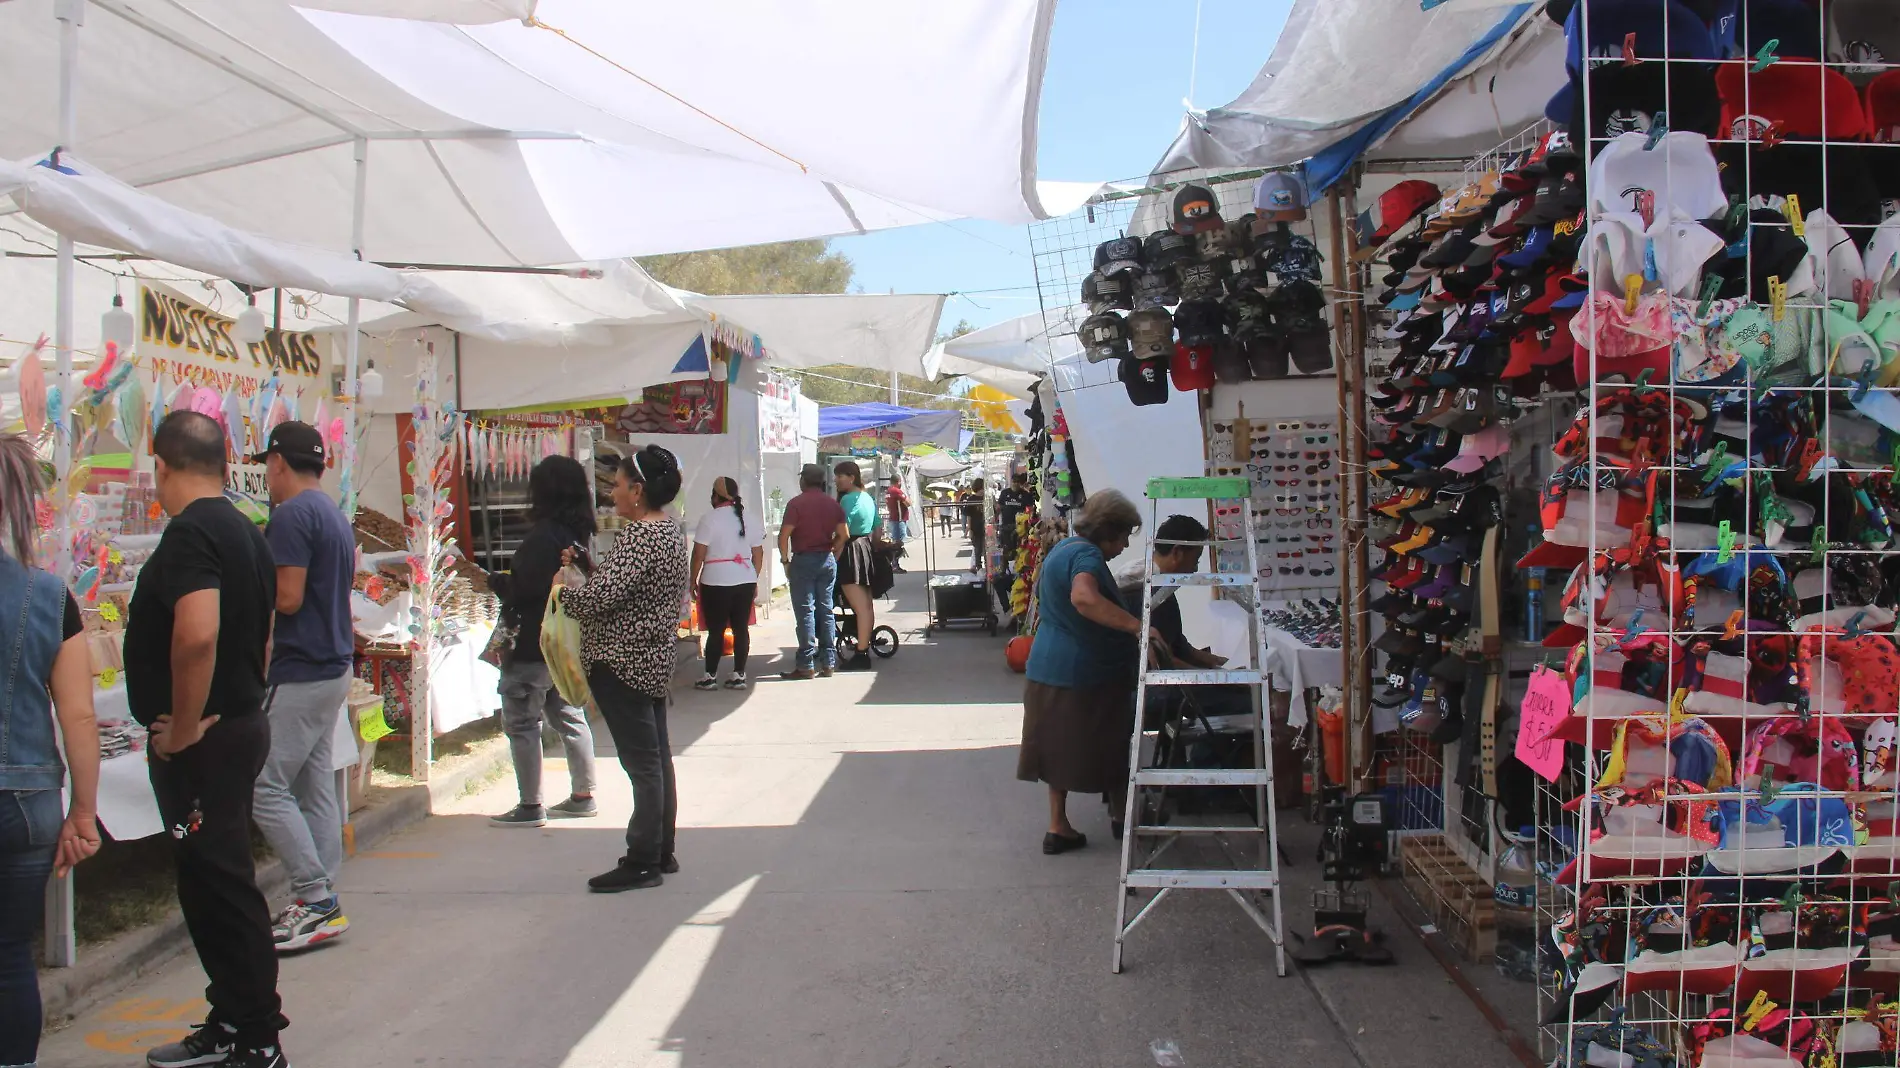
[1587,131,1728,222]
[1353,181,1440,257]
[1174,299,1227,346]
[1210,339,1250,384]
[1241,327,1290,380]
[1288,323,1332,375]
[1584,213,1725,299]
[1829,0,1900,85]
[1716,62,1869,141]
[1144,228,1195,269]
[1170,343,1217,392]
[1172,183,1224,235]
[1253,172,1309,224]
[250,420,324,465]
[1079,312,1132,364]
[1871,72,1900,142]
[1119,354,1170,406]
[1127,307,1176,359]
[1094,236,1146,277]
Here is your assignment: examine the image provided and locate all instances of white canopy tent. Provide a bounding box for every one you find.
[1150,0,1562,184]
[0,0,1096,266]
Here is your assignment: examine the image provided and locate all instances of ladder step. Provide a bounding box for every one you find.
[1134,823,1266,834]
[1125,869,1279,890]
[1143,669,1262,686]
[1147,572,1256,588]
[1134,768,1271,787]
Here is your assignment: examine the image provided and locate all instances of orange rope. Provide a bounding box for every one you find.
[524,17,809,174]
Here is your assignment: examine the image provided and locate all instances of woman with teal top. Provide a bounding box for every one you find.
[1018,489,1153,854]
[834,460,880,672]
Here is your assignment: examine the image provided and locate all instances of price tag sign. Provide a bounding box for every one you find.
[98,602,120,623]
[1516,665,1572,782]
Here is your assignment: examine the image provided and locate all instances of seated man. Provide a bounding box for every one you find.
[1147,515,1252,724]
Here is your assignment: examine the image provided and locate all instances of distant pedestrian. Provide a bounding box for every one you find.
[883,479,910,567]
[250,422,356,954]
[965,478,988,572]
[692,475,764,690]
[776,464,847,679]
[488,455,600,829]
[562,445,690,893]
[130,411,289,1068]
[0,432,101,1068]
[833,460,880,673]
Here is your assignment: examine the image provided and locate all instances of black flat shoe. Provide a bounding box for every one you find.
[1042,831,1087,855]
[588,862,663,893]
[661,854,680,875]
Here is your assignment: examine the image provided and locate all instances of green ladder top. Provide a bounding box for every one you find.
[1145,476,1249,500]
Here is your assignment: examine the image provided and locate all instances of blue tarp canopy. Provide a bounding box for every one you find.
[816,403,968,450]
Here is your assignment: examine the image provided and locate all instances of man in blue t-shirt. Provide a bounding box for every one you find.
[250,421,357,954]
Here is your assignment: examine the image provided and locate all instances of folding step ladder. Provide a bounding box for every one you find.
[1113,475,1286,975]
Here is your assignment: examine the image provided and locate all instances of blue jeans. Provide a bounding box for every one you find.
[0,789,59,1068]
[788,551,837,671]
[886,517,906,545]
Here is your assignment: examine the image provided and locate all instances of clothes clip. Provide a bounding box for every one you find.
[1643,237,1660,283]
[1697,273,1723,319]
[1420,0,1453,8]
[1642,112,1670,151]
[1845,610,1868,640]
[1634,367,1656,395]
[1810,530,1833,564]
[1722,609,1744,642]
[1853,360,1877,404]
[1752,38,1780,72]
[1623,273,1644,314]
[1623,31,1641,66]
[1856,277,1875,322]
[1716,520,1737,563]
[1783,193,1804,239]
[1888,437,1900,486]
[1700,439,1729,485]
[1769,275,1787,322]
[1887,880,1900,914]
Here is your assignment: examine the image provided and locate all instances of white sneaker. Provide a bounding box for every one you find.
[723,673,749,690]
[693,674,719,690]
[272,898,348,953]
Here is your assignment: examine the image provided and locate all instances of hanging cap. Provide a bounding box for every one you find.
[1172,183,1224,235]
[1252,172,1308,224]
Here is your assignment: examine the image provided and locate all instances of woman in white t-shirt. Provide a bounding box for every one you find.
[690,476,766,690]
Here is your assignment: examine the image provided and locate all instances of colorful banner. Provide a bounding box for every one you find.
[759,372,802,452]
[615,380,726,436]
[138,283,325,503]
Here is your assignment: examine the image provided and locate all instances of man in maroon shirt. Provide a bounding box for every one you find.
[777,464,848,678]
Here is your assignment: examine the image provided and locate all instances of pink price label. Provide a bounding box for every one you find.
[1515,665,1571,782]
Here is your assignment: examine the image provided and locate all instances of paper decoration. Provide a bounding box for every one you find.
[1516,665,1571,783]
[220,389,244,456]
[18,336,47,437]
[169,380,196,417]
[117,373,148,455]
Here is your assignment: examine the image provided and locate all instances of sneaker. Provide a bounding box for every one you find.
[693,674,719,690]
[839,652,873,672]
[227,1044,289,1068]
[662,853,680,874]
[588,861,664,893]
[723,673,748,690]
[272,897,347,953]
[147,1021,237,1067]
[547,796,598,819]
[489,804,547,828]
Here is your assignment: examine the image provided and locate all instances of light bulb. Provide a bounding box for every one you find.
[234,302,267,344]
[100,294,135,350]
[359,360,384,401]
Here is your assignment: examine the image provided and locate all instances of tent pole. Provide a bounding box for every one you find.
[44,0,85,972]
[889,368,899,406]
[342,136,368,518]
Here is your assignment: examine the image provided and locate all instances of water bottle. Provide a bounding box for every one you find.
[1493,826,1539,982]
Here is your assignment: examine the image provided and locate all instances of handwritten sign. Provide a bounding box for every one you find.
[1516,665,1571,782]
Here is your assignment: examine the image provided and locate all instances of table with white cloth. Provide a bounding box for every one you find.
[1205,599,1347,728]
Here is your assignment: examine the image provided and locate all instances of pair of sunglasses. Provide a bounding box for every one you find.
[1304,434,1333,446]
[1275,420,1306,432]
[1214,504,1243,516]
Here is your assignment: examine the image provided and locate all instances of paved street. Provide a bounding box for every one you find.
[42,533,1527,1068]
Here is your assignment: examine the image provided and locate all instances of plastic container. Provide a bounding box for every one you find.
[1493,826,1539,982]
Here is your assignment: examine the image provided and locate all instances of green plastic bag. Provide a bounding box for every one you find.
[539,574,595,713]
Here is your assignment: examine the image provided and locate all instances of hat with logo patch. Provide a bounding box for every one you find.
[250,420,325,466]
[1119,352,1170,405]
[1144,228,1196,270]
[1127,307,1176,360]
[1094,235,1146,278]
[1173,299,1228,347]
[1133,267,1180,310]
[1172,183,1224,235]
[1170,342,1218,392]
[1253,172,1309,224]
[1079,312,1132,364]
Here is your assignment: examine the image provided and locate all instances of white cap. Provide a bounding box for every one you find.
[1586,212,1726,298]
[1587,131,1728,224]
[1805,208,1866,302]
[1866,213,1900,300]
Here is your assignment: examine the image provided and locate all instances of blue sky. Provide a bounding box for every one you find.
[834,0,1295,336]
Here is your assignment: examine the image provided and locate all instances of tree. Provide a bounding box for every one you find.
[936,318,976,344]
[638,239,854,296]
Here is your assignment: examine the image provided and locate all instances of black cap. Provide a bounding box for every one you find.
[250,420,324,465]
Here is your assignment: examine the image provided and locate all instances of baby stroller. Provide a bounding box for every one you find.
[834,538,902,659]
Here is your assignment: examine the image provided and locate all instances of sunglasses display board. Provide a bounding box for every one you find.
[1208,415,1342,594]
[1344,0,1900,1062]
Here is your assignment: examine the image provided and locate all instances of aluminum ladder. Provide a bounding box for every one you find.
[1113,475,1287,975]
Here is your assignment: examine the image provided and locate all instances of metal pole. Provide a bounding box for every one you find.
[889,367,899,406]
[44,0,85,971]
[1323,187,1358,791]
[342,136,367,517]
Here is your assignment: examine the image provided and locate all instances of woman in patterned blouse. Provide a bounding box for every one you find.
[561,445,691,893]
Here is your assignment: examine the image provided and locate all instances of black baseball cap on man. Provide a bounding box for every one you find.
[250,420,325,465]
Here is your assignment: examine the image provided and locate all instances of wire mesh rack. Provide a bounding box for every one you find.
[1529,2,1900,1066]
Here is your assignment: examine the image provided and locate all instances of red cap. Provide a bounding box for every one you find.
[1717,62,1869,140]
[1169,343,1217,392]
[1502,331,1544,379]
[1870,71,1900,143]
[1523,270,1579,316]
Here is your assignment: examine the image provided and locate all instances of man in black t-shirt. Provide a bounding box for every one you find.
[124,411,288,1068]
[997,470,1037,556]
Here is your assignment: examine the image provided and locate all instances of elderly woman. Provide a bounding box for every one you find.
[562,445,690,893]
[1018,489,1153,855]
